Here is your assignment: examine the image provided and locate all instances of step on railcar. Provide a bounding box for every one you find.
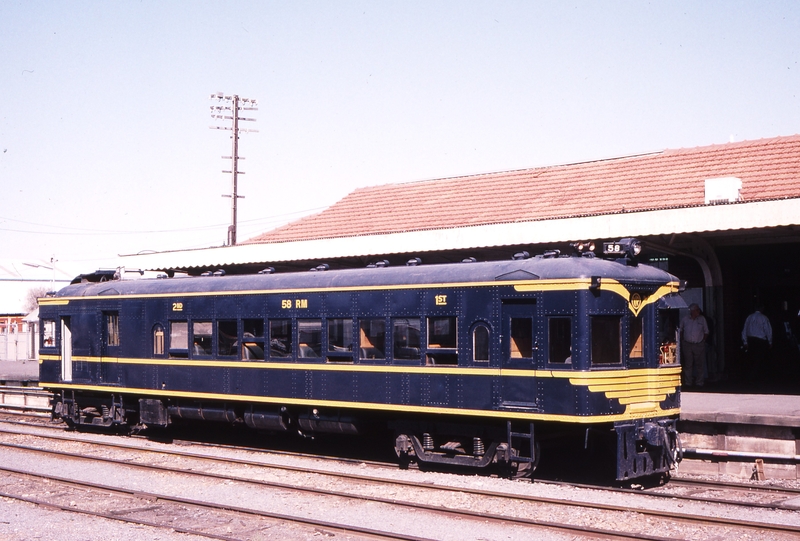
[39,239,683,481]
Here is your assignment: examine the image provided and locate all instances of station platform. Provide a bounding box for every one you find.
[0,359,38,384]
[679,391,800,480]
[681,392,800,428]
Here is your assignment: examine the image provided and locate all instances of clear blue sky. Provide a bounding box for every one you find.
[1,1,798,275]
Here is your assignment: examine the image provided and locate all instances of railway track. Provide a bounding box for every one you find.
[653,476,800,509]
[4,421,800,516]
[0,423,798,540]
[0,467,418,541]
[3,408,800,507]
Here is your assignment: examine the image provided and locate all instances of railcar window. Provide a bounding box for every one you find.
[548,317,571,364]
[242,319,265,360]
[510,318,533,358]
[105,313,120,347]
[428,317,456,348]
[153,324,165,356]
[473,324,490,363]
[657,308,679,365]
[218,320,237,357]
[328,318,353,352]
[427,317,458,365]
[629,316,644,359]
[42,319,56,348]
[298,319,322,358]
[269,319,292,358]
[591,316,621,365]
[359,319,386,360]
[393,318,421,360]
[169,321,188,358]
[193,321,212,356]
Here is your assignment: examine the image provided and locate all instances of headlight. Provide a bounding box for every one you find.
[603,238,643,259]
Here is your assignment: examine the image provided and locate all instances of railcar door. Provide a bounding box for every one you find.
[61,317,72,382]
[500,301,540,409]
[101,310,121,383]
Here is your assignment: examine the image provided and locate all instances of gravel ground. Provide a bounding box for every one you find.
[0,432,574,540]
[0,497,216,541]
[1,424,799,541]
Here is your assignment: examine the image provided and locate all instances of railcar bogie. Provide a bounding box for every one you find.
[53,390,133,430]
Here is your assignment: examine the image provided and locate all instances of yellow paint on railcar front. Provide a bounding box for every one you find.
[569,366,680,412]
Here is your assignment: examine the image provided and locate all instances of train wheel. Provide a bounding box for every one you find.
[499,441,540,479]
[397,451,412,470]
[514,460,533,479]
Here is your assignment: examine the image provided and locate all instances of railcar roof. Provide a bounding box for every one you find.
[54,255,677,298]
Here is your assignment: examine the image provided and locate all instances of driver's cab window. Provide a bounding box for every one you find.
[548,317,571,364]
[591,316,621,365]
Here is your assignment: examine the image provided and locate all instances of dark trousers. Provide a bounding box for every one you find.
[745,336,770,380]
[681,340,706,386]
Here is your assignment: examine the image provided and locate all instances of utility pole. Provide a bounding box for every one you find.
[210,92,258,246]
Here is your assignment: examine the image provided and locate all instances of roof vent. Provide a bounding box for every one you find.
[705,176,742,205]
[406,257,422,267]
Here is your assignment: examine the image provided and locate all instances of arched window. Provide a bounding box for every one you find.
[472,324,490,363]
[152,324,165,357]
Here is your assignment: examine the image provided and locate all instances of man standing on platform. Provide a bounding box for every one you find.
[680,303,709,388]
[742,306,772,380]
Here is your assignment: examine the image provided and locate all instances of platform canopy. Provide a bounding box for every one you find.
[120,135,800,273]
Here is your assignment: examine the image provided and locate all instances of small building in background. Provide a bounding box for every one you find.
[0,260,72,361]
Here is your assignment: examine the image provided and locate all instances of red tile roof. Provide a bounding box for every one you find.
[245,135,800,244]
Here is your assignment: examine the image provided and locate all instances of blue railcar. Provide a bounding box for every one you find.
[39,241,683,480]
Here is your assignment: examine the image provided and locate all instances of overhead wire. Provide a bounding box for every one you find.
[0,206,327,237]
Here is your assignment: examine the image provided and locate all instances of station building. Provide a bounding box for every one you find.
[121,134,800,394]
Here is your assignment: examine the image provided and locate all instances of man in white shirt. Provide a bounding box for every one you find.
[742,306,772,378]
